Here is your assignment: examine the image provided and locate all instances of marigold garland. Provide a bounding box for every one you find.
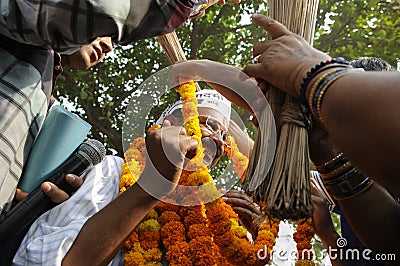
[294,218,315,265]
[120,80,314,265]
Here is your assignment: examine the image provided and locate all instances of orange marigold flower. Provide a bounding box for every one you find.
[165,241,189,262]
[209,217,232,236]
[124,231,139,250]
[188,236,217,261]
[160,221,185,240]
[148,124,161,133]
[162,234,187,250]
[139,231,160,243]
[169,256,192,266]
[140,240,159,250]
[154,200,180,214]
[213,230,236,247]
[255,231,275,246]
[157,211,181,226]
[206,203,229,223]
[183,210,208,228]
[187,223,209,240]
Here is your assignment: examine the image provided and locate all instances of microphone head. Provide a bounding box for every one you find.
[77,139,106,166]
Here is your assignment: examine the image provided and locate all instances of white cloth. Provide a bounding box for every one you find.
[13,155,125,265]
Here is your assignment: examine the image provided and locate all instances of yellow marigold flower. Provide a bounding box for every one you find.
[137,219,161,232]
[143,248,162,261]
[145,209,159,220]
[197,183,221,203]
[144,262,162,266]
[230,219,247,239]
[187,168,212,186]
[296,259,315,266]
[124,250,145,266]
[229,137,249,181]
[133,242,144,253]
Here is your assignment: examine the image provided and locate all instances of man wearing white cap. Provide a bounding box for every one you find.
[13,89,253,265]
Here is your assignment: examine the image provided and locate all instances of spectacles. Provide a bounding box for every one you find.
[189,0,209,19]
[198,116,231,167]
[198,116,230,149]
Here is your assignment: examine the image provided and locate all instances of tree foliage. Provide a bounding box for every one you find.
[55,0,400,155]
[55,1,265,155]
[315,0,400,67]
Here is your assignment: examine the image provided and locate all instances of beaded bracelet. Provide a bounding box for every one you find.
[308,68,351,117]
[299,57,350,103]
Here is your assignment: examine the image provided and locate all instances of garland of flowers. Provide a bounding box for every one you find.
[120,80,314,265]
[294,218,315,266]
[225,136,249,181]
[176,81,279,265]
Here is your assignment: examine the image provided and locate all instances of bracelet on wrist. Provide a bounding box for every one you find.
[308,68,364,123]
[324,172,374,201]
[315,152,346,174]
[299,57,350,103]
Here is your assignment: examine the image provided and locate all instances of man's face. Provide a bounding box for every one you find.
[64,37,113,70]
[165,108,230,168]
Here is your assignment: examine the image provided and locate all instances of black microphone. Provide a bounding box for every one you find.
[0,139,106,264]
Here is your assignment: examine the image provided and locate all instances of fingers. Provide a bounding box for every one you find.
[251,14,292,39]
[223,190,262,215]
[14,188,28,202]
[65,174,83,190]
[243,63,268,81]
[179,137,198,160]
[41,182,70,204]
[253,41,271,57]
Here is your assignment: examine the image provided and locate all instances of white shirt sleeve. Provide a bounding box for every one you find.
[13,155,124,266]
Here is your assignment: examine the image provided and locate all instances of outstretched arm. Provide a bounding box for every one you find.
[62,126,198,265]
[243,14,400,194]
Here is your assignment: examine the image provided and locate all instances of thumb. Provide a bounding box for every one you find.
[180,138,198,160]
[251,14,292,39]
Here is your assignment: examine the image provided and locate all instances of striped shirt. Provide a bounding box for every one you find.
[0,0,194,212]
[0,44,51,213]
[13,155,125,265]
[0,0,194,53]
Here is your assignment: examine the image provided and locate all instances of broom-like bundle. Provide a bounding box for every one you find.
[243,0,319,219]
[157,31,201,91]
